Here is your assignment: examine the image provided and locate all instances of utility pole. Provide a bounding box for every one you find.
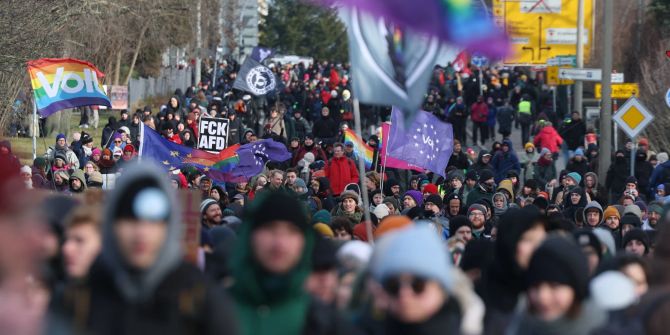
[195,0,202,86]
[573,0,585,116]
[598,0,614,179]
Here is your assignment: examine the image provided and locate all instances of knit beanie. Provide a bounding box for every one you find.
[648,202,663,215]
[247,192,308,230]
[373,204,390,220]
[403,190,424,207]
[573,229,603,260]
[424,194,444,209]
[200,198,218,214]
[468,204,487,215]
[371,225,454,292]
[423,183,439,195]
[311,209,332,225]
[526,236,590,302]
[340,190,360,203]
[567,172,582,184]
[620,213,642,229]
[524,142,535,151]
[353,223,370,242]
[56,133,66,142]
[313,223,334,238]
[374,215,413,239]
[479,169,495,182]
[623,205,642,220]
[622,228,650,254]
[448,215,472,236]
[603,206,620,220]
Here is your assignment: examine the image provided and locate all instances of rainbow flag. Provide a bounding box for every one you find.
[344,129,374,170]
[27,58,111,117]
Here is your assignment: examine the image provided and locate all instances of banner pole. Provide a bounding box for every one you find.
[353,98,373,243]
[379,123,389,195]
[32,99,37,160]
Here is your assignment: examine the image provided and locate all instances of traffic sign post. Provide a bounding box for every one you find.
[613,97,653,177]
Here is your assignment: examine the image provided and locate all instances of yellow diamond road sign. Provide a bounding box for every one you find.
[613,97,654,138]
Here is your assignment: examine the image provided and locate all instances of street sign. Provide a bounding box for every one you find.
[492,0,594,65]
[613,97,654,138]
[547,55,577,67]
[558,68,624,83]
[546,66,574,86]
[595,83,639,99]
[665,88,670,108]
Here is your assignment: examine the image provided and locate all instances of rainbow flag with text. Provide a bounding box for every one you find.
[27,58,111,117]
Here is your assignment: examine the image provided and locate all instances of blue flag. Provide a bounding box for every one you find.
[137,124,240,179]
[233,139,291,177]
[387,108,453,177]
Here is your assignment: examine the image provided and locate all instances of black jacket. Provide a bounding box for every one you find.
[559,119,586,150]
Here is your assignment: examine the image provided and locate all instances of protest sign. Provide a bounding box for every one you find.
[198,117,229,152]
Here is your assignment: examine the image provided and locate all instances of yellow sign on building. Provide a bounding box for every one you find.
[492,0,594,65]
[594,83,640,99]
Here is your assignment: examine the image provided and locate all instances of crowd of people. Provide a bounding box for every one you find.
[2,57,670,335]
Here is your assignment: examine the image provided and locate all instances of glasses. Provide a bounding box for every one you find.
[382,276,428,297]
[114,140,122,143]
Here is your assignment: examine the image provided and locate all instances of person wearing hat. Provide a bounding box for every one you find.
[573,229,603,275]
[444,193,464,218]
[469,150,494,174]
[566,148,589,177]
[291,109,311,141]
[292,133,327,166]
[519,142,538,182]
[492,139,521,184]
[449,215,473,243]
[445,169,466,198]
[644,202,663,230]
[48,133,80,169]
[583,201,604,229]
[606,150,631,201]
[226,109,244,146]
[87,171,104,189]
[401,190,423,213]
[229,192,350,335]
[424,194,450,239]
[467,204,490,240]
[507,236,606,334]
[466,169,496,207]
[533,148,556,189]
[623,228,650,256]
[50,162,238,334]
[71,131,95,167]
[31,157,52,189]
[620,213,643,240]
[331,190,363,226]
[67,169,87,194]
[369,225,478,333]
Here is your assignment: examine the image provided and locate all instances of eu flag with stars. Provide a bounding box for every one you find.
[387,108,453,177]
[233,139,291,177]
[138,124,239,178]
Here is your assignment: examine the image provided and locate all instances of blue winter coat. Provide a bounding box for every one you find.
[491,139,521,183]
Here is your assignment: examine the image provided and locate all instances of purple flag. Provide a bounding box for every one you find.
[233,139,291,177]
[387,108,453,177]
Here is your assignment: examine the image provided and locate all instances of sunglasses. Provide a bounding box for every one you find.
[382,276,428,297]
[115,140,122,143]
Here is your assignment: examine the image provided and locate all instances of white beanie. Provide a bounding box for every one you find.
[373,204,390,220]
[20,165,32,174]
[657,152,669,164]
[304,152,315,164]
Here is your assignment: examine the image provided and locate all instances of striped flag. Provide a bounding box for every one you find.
[344,129,374,170]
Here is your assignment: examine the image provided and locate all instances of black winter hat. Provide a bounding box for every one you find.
[81,132,94,145]
[622,228,650,254]
[526,236,590,302]
[479,169,495,182]
[524,179,538,190]
[248,191,308,230]
[625,176,638,185]
[312,237,338,271]
[449,215,471,236]
[425,194,444,209]
[621,213,642,228]
[465,170,479,181]
[533,196,549,210]
[573,229,603,260]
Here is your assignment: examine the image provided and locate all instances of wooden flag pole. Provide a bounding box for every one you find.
[353,98,374,243]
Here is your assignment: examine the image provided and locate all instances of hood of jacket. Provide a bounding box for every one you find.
[497,179,515,199]
[583,201,604,226]
[69,169,87,192]
[584,172,599,189]
[101,162,182,303]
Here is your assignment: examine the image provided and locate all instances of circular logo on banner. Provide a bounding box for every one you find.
[246,66,276,95]
[665,88,670,109]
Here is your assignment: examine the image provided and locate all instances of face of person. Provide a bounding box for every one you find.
[71,178,82,190]
[114,219,167,270]
[366,178,376,191]
[252,220,305,274]
[450,178,462,189]
[62,224,102,279]
[493,196,504,209]
[466,179,477,188]
[516,225,546,270]
[649,211,660,227]
[621,263,648,297]
[605,216,620,230]
[170,97,178,107]
[468,210,485,229]
[342,198,357,213]
[57,138,66,147]
[403,196,417,209]
[582,245,600,275]
[333,146,344,158]
[623,198,634,206]
[482,155,491,164]
[304,138,314,146]
[585,210,600,227]
[570,193,581,205]
[271,173,284,188]
[334,228,352,241]
[85,164,95,174]
[454,226,472,242]
[383,274,446,323]
[321,108,329,117]
[528,282,575,321]
[373,193,384,205]
[204,204,222,225]
[410,180,418,190]
[306,269,338,305]
[425,202,440,214]
[386,203,396,214]
[286,172,297,185]
[454,143,461,152]
[625,240,646,256]
[448,199,461,216]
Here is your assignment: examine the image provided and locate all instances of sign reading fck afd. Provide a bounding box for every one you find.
[198,117,230,152]
[27,58,111,117]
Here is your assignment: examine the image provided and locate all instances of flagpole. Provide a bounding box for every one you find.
[353,98,373,243]
[32,99,37,160]
[379,123,389,195]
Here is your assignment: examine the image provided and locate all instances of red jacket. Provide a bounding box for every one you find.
[292,145,328,166]
[533,126,564,153]
[324,156,359,196]
[470,102,489,123]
